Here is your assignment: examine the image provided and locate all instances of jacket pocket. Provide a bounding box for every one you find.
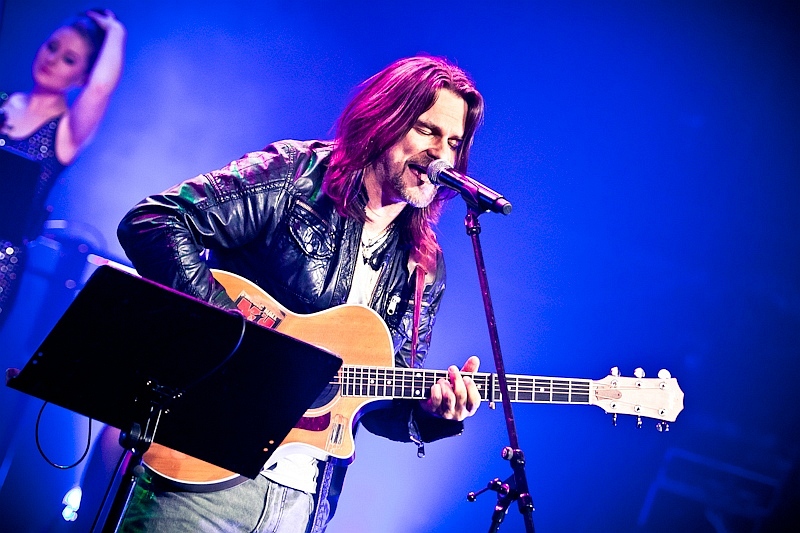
[266,199,335,304]
[287,199,334,259]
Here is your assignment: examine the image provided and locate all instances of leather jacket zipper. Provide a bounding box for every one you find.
[386,294,401,316]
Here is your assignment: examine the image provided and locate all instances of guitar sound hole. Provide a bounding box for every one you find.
[310,382,340,409]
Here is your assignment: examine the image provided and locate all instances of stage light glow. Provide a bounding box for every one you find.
[62,507,77,522]
[61,487,81,522]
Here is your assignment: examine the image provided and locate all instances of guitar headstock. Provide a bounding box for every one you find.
[592,367,684,427]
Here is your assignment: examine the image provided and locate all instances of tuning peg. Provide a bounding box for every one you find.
[634,367,645,378]
[657,369,671,379]
[656,422,670,432]
[637,416,643,429]
[610,366,620,377]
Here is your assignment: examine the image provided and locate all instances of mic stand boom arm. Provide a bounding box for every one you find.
[464,207,535,533]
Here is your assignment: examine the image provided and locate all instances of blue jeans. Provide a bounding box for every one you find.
[119,471,315,533]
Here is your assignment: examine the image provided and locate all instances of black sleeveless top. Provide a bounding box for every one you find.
[0,105,68,233]
[0,93,68,323]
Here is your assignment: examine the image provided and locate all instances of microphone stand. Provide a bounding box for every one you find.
[463,206,535,533]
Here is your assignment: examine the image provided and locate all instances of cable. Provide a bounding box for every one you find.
[34,401,93,469]
[182,310,247,391]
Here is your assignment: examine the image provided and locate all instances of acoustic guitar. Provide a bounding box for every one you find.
[142,269,685,490]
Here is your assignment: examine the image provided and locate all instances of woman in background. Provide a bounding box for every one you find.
[0,9,126,328]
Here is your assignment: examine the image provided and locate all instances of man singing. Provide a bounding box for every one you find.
[117,55,484,532]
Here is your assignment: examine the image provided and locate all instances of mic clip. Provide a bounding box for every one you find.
[426,159,512,215]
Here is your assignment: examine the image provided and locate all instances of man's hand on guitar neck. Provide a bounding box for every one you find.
[420,356,481,421]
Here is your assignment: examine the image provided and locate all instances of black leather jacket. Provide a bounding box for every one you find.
[117,139,463,518]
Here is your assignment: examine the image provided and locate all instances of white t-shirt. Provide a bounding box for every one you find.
[263,234,385,493]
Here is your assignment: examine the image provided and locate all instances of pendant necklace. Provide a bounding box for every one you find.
[361,222,394,269]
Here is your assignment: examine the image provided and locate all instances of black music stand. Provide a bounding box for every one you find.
[6,265,342,531]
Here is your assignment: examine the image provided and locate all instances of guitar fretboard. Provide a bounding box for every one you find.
[334,366,593,405]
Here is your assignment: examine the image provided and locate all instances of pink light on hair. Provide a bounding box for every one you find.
[324,55,484,268]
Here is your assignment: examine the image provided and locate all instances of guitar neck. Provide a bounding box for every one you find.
[337,366,593,405]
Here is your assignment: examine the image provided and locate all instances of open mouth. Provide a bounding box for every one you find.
[408,163,428,181]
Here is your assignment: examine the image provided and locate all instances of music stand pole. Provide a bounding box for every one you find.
[95,381,177,532]
[464,207,535,533]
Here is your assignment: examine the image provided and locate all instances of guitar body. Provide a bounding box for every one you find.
[143,269,397,488]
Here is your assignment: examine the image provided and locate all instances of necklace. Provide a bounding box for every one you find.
[360,222,394,269]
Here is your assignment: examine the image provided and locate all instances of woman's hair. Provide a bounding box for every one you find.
[324,55,485,267]
[64,10,107,72]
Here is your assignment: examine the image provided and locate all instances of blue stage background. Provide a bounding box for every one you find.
[1,1,798,531]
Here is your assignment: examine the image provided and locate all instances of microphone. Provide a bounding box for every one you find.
[426,159,512,215]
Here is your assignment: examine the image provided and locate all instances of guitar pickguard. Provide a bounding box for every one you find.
[295,413,331,431]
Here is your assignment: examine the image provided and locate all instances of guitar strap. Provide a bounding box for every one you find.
[309,461,334,533]
[410,263,426,369]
